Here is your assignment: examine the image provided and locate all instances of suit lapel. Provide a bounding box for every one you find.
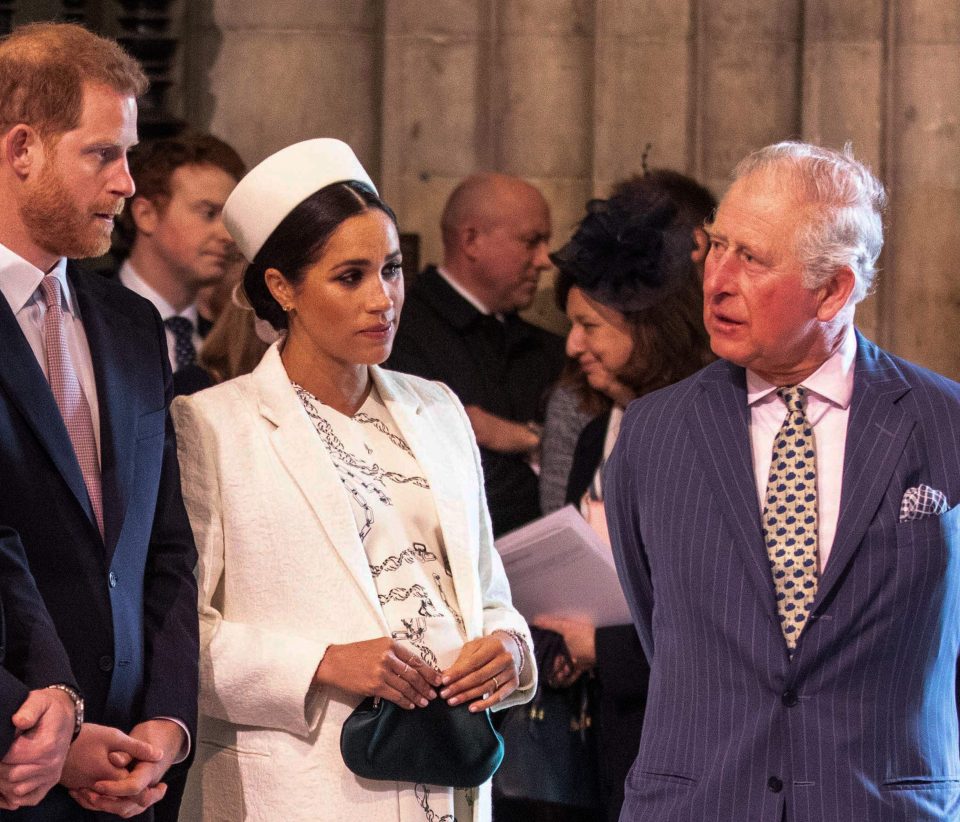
[253,347,388,632]
[685,361,779,615]
[374,368,478,633]
[0,273,99,538]
[71,266,136,557]
[814,333,913,604]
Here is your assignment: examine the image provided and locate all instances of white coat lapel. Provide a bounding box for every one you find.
[373,368,480,636]
[252,345,388,632]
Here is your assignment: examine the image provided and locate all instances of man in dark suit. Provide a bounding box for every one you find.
[0,527,78,811]
[387,172,564,536]
[115,134,245,396]
[607,141,960,821]
[0,22,199,820]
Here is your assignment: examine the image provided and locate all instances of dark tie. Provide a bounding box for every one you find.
[164,316,197,371]
[39,276,104,536]
[762,385,818,651]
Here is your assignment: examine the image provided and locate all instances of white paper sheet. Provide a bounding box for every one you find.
[495,505,632,628]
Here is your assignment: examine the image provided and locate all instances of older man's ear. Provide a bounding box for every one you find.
[816,265,857,322]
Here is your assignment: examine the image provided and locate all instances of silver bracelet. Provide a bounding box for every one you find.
[495,629,528,678]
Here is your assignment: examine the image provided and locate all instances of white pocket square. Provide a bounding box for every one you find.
[899,485,949,522]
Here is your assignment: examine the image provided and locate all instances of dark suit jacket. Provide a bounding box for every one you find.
[99,262,214,398]
[387,265,564,535]
[0,264,199,820]
[607,332,960,821]
[0,526,76,757]
[565,412,649,822]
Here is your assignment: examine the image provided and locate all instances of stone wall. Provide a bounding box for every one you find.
[180,0,960,379]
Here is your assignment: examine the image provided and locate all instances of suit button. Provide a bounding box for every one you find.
[98,655,114,672]
[782,689,798,707]
[108,571,118,588]
[768,776,784,793]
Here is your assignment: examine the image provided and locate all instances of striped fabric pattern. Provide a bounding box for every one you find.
[606,332,960,821]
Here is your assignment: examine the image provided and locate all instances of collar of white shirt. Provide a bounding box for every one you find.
[435,265,504,321]
[745,324,857,419]
[0,243,73,316]
[119,259,199,327]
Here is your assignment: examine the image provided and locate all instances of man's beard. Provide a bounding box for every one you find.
[19,162,122,260]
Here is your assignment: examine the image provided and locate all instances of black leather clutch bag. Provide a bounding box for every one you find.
[340,696,504,788]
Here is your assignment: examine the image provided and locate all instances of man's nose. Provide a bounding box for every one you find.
[532,240,551,271]
[214,216,233,245]
[112,157,136,199]
[703,248,735,298]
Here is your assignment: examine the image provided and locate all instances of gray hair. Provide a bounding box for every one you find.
[733,141,886,304]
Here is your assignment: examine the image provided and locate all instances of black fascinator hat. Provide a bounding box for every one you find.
[550,189,695,313]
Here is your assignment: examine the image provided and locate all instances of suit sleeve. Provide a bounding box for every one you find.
[436,383,538,706]
[0,526,76,757]
[171,395,329,738]
[139,321,200,744]
[605,406,656,662]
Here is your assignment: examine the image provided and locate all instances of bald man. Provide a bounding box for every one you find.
[387,173,564,536]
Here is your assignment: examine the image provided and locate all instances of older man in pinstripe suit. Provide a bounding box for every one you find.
[607,141,960,821]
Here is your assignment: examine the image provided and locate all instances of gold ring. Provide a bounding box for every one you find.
[492,675,500,691]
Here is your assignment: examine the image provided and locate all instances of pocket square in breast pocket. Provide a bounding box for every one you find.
[899,485,949,522]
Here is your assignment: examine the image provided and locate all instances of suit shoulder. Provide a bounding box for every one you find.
[172,373,255,419]
[514,315,564,351]
[627,360,722,417]
[379,368,458,407]
[70,263,157,318]
[860,336,960,407]
[891,353,960,400]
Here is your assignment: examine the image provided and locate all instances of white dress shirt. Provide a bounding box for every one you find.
[119,260,201,372]
[436,265,504,321]
[747,324,857,571]
[0,243,101,457]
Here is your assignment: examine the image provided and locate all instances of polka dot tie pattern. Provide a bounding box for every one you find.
[164,315,197,371]
[763,385,818,651]
[39,276,103,537]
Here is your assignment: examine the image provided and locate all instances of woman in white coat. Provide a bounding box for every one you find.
[171,140,535,822]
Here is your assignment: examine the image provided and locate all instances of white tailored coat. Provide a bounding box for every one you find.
[171,343,536,822]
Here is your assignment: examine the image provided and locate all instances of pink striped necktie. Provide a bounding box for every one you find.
[39,275,104,537]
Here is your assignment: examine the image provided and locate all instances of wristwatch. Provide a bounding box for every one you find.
[46,683,84,741]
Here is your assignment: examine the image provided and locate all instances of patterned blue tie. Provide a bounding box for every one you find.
[763,385,819,651]
[164,316,196,371]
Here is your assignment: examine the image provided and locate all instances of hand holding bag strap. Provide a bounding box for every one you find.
[340,696,505,788]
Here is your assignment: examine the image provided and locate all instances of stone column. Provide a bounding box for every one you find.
[380,1,491,271]
[801,0,886,341]
[885,0,960,379]
[492,1,594,332]
[697,0,803,194]
[184,1,382,172]
[492,0,595,237]
[593,0,695,195]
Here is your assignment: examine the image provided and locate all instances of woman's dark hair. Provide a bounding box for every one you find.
[243,181,397,330]
[552,179,714,406]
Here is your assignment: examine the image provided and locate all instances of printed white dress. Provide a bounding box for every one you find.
[296,382,472,822]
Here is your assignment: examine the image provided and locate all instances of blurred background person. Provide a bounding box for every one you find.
[539,170,716,515]
[499,181,713,822]
[114,133,246,395]
[172,139,535,822]
[387,172,564,536]
[195,289,270,385]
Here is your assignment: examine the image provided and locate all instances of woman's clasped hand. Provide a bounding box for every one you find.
[315,633,521,712]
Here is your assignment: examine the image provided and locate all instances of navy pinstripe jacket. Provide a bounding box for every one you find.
[607,332,960,821]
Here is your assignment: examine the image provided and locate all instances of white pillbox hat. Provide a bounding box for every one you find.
[223,138,377,261]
